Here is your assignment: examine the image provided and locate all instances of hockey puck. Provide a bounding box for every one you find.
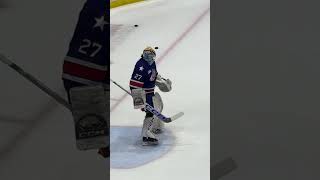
[134,24,139,27]
[155,47,158,49]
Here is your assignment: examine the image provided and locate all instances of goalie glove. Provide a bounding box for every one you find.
[155,74,172,92]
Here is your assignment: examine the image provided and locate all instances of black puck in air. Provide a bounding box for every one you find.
[155,47,158,49]
[134,24,139,27]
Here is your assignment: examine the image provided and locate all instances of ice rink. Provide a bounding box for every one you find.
[110,0,210,179]
[0,0,210,179]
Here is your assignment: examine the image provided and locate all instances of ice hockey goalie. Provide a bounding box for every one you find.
[129,47,172,146]
[61,0,109,158]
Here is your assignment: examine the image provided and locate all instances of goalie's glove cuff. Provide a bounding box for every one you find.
[156,74,172,92]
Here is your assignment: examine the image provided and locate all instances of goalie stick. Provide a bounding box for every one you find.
[0,53,71,110]
[110,79,184,123]
[0,53,110,151]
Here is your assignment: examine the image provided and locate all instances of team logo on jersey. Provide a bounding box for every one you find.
[150,69,157,81]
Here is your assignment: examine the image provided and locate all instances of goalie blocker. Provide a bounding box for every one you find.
[69,85,109,150]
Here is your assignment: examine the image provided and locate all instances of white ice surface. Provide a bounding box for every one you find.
[110,0,210,179]
[0,1,108,179]
[0,0,210,179]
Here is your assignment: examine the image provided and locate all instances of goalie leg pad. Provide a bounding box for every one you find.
[69,85,109,150]
[151,92,164,134]
[153,92,163,112]
[141,117,158,145]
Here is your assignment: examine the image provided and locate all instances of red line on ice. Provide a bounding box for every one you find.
[111,7,210,113]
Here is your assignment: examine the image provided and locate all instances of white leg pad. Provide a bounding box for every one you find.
[141,117,157,139]
[69,85,109,150]
[151,92,164,133]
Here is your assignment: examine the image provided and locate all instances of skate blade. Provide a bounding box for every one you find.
[142,141,159,146]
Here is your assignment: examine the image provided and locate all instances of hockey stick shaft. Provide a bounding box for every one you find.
[0,53,71,110]
[110,78,183,123]
[110,79,131,95]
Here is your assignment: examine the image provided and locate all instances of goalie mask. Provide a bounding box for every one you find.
[142,47,156,64]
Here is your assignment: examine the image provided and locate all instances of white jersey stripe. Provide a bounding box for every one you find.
[62,73,108,87]
[64,56,108,71]
[143,87,155,90]
[129,84,143,89]
[130,79,144,84]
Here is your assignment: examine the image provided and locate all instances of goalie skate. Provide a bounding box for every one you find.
[142,137,158,146]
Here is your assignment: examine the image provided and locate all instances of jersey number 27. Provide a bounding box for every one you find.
[134,74,142,80]
[78,39,102,58]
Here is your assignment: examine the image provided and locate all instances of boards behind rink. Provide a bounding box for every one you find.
[110,126,175,169]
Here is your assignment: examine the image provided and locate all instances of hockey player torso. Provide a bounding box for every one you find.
[62,0,109,87]
[130,57,158,94]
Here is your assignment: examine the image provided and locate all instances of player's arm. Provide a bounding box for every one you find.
[129,63,147,109]
[129,63,146,89]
